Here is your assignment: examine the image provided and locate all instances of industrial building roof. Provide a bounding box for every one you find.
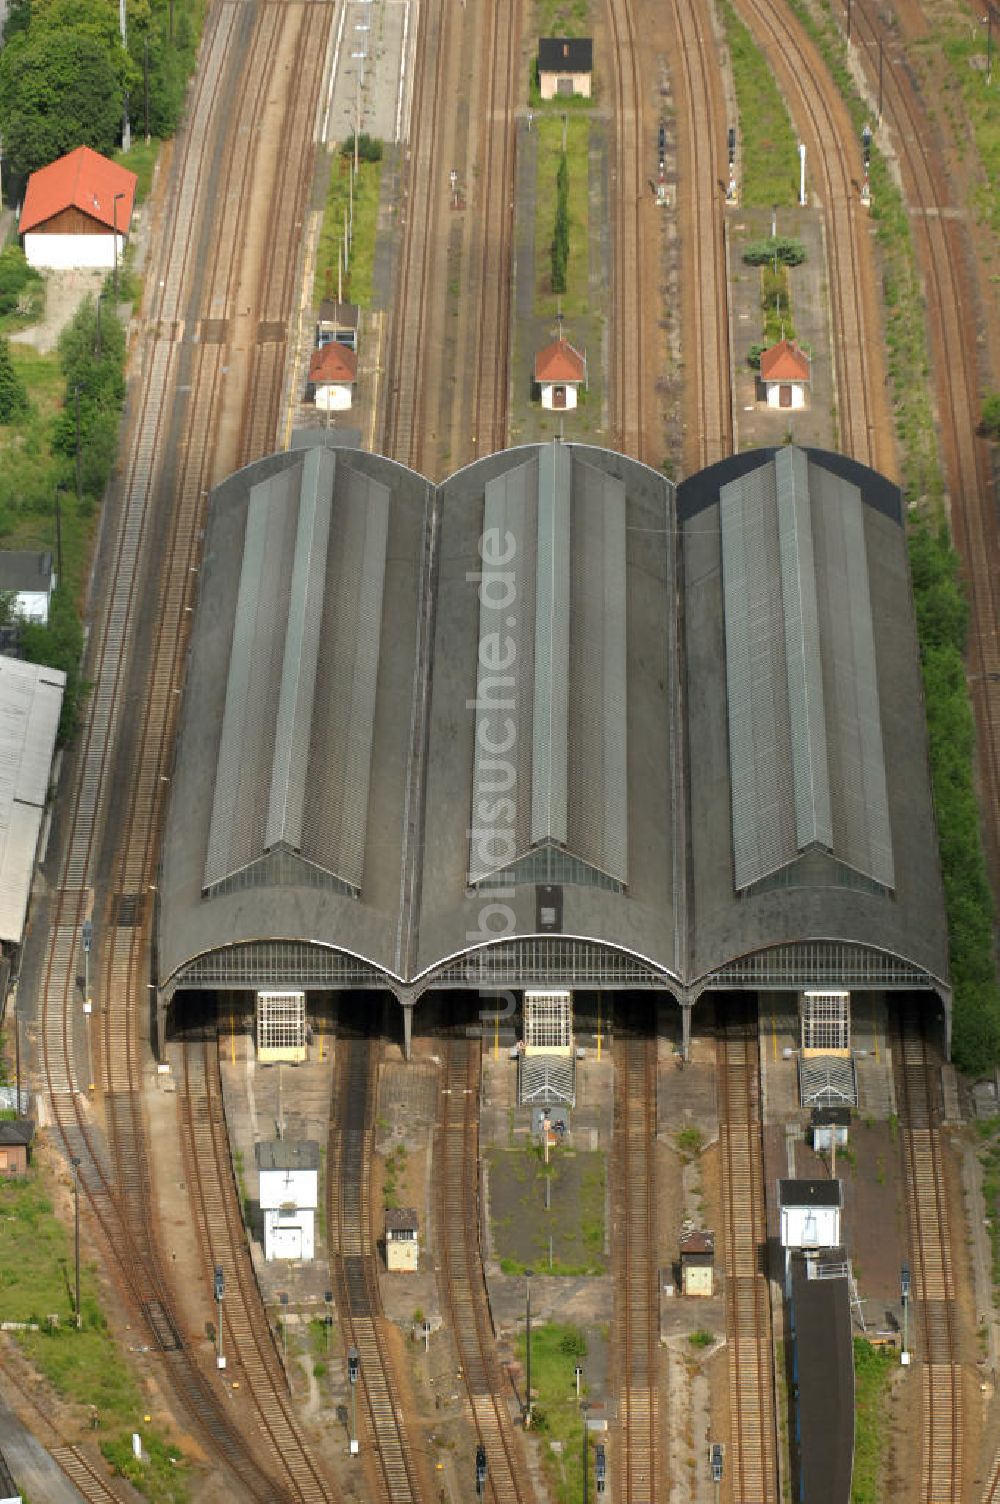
[157,443,948,1013]
[256,1140,320,1172]
[790,1252,854,1504]
[0,551,53,595]
[0,657,65,944]
[779,1179,843,1208]
[19,146,137,235]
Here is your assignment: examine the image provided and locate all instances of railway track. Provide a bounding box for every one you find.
[32,0,339,1490]
[730,0,893,472]
[717,1001,779,1504]
[436,1039,537,1504]
[328,1037,425,1504]
[612,1024,660,1502]
[605,0,648,458]
[839,0,1000,894]
[466,0,520,464]
[0,1350,133,1503]
[665,0,733,472]
[379,0,454,471]
[894,1006,961,1504]
[179,1035,333,1504]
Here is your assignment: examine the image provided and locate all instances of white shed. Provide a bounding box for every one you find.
[534,337,586,411]
[19,146,136,272]
[538,38,593,99]
[778,1179,842,1250]
[0,550,55,624]
[309,341,357,412]
[759,338,810,410]
[257,1140,319,1261]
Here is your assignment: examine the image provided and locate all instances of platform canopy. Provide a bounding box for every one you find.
[158,442,948,1020]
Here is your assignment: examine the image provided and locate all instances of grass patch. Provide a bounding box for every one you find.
[114,140,162,205]
[516,1324,590,1504]
[313,151,382,310]
[719,0,799,206]
[534,0,589,35]
[687,1328,714,1349]
[2,1170,189,1499]
[852,1338,894,1503]
[489,1147,605,1274]
[933,28,1000,236]
[535,114,590,320]
[975,1117,1000,1293]
[783,0,1000,1072]
[675,1125,703,1161]
[101,1433,189,1504]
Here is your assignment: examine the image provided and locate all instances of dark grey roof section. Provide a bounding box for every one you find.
[538,37,593,72]
[203,447,388,897]
[0,549,52,594]
[0,1120,33,1146]
[721,448,892,891]
[158,442,947,1015]
[790,1253,854,1504]
[256,1139,320,1171]
[778,1178,843,1207]
[468,447,628,888]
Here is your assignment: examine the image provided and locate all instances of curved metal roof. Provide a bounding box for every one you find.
[157,441,948,1007]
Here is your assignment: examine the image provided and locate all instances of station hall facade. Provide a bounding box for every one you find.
[157,439,949,1054]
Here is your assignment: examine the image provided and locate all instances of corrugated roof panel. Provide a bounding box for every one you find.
[204,466,298,888]
[531,442,571,848]
[266,447,334,852]
[776,445,833,854]
[303,465,390,892]
[721,466,797,888]
[567,457,628,884]
[810,463,894,889]
[0,659,64,942]
[468,459,537,884]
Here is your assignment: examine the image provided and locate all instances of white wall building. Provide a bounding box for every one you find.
[257,1140,319,1261]
[0,550,55,624]
[759,338,810,410]
[19,146,136,273]
[778,1179,842,1250]
[534,337,587,412]
[309,341,357,412]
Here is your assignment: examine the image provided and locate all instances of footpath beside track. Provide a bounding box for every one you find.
[717,1002,779,1503]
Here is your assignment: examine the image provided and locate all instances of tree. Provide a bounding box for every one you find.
[0,28,125,181]
[982,393,1000,441]
[0,340,28,423]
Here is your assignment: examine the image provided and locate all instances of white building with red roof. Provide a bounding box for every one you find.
[534,336,587,412]
[19,146,137,272]
[759,337,810,410]
[309,341,357,412]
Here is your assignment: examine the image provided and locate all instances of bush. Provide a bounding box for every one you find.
[339,132,382,162]
[747,342,765,369]
[551,151,570,294]
[0,340,29,422]
[982,392,1000,440]
[0,247,42,318]
[743,236,807,267]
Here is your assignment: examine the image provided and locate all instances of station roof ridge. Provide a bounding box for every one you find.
[20,145,137,235]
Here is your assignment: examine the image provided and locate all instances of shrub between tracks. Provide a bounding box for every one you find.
[785,0,1000,1073]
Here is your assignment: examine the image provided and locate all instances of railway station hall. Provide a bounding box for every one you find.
[157,436,949,1060]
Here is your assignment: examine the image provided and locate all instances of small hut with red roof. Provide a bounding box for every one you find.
[19,146,137,271]
[309,341,357,412]
[534,336,587,412]
[759,337,810,411]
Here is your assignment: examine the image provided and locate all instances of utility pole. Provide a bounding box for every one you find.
[74,386,82,501]
[524,1269,534,1427]
[348,1345,360,1454]
[214,1264,226,1368]
[119,0,131,151]
[144,38,151,144]
[71,1157,82,1327]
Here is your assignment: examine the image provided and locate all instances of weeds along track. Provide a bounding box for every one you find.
[328,1037,426,1504]
[37,0,337,1489]
[0,1353,132,1503]
[468,0,521,463]
[731,0,891,471]
[380,0,454,471]
[842,0,1000,887]
[180,1037,334,1503]
[717,1001,778,1503]
[667,0,734,471]
[893,1006,961,1504]
[436,1039,538,1504]
[605,0,647,457]
[611,1025,661,1502]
